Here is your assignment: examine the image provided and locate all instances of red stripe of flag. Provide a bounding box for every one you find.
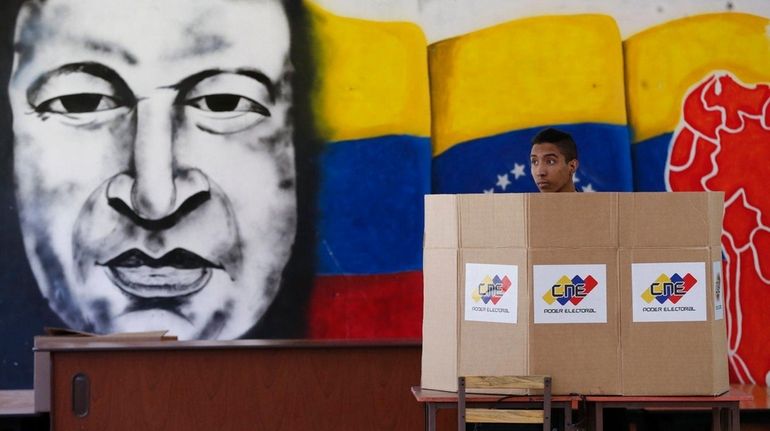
[308,272,423,339]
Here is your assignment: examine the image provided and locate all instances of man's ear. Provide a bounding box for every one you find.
[568,159,579,173]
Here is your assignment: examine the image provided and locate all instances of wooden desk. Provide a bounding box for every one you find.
[35,338,423,431]
[411,386,579,431]
[585,388,752,431]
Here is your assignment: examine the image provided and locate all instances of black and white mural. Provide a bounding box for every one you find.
[0,0,321,388]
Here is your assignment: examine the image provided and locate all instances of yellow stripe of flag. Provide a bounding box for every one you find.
[624,13,770,143]
[429,14,627,157]
[306,1,431,142]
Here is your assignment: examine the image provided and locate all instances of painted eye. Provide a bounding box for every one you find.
[182,73,275,134]
[187,94,270,117]
[36,93,121,113]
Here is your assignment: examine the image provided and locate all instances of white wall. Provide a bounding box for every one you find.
[313,0,770,42]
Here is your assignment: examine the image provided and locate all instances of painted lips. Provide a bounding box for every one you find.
[103,249,221,298]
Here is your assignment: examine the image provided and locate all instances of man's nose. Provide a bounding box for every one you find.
[534,163,547,177]
[106,96,210,221]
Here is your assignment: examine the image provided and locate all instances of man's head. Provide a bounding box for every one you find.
[529,127,579,193]
[8,0,297,339]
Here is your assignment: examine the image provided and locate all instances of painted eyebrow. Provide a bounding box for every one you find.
[26,62,134,104]
[14,35,137,64]
[81,38,138,65]
[169,68,277,104]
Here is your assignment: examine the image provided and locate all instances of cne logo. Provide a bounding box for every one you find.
[641,273,697,304]
[471,274,512,305]
[542,275,598,306]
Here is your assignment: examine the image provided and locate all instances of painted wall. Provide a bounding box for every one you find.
[1,0,769,389]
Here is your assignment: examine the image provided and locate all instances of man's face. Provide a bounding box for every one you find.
[8,0,296,339]
[530,143,577,192]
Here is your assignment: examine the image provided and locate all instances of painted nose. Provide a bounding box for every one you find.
[106,96,209,221]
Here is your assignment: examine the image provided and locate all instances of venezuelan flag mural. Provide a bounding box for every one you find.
[430,15,633,194]
[304,3,431,338]
[625,13,770,385]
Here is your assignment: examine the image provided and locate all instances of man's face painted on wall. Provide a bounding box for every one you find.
[8,0,296,339]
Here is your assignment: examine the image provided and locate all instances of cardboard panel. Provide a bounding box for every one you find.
[710,246,730,394]
[529,248,621,395]
[458,248,529,386]
[619,247,728,395]
[619,192,723,248]
[423,195,458,249]
[528,193,618,248]
[421,248,459,391]
[458,194,527,248]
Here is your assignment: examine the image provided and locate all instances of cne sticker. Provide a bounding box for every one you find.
[464,263,518,324]
[533,264,608,324]
[631,262,707,322]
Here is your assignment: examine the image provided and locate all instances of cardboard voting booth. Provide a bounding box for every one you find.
[421,192,728,395]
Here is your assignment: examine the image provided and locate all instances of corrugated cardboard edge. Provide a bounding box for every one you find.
[710,245,730,395]
[421,194,460,391]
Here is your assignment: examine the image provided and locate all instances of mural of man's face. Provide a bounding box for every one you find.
[8,0,297,339]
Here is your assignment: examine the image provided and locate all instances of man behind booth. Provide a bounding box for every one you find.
[529,127,579,193]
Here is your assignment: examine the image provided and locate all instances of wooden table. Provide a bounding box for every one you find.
[35,338,424,431]
[412,386,754,431]
[411,386,580,431]
[585,388,752,431]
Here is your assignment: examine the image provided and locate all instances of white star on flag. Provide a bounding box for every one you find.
[484,188,495,194]
[573,172,580,183]
[496,174,511,191]
[510,163,526,180]
[582,183,595,192]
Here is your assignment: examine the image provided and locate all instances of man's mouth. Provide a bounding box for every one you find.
[101,249,221,298]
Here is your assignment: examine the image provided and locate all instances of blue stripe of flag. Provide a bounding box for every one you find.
[631,132,673,191]
[317,135,431,275]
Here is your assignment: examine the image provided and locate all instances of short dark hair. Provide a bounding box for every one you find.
[531,127,578,162]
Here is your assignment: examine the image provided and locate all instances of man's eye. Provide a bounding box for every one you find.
[187,94,270,117]
[36,93,120,113]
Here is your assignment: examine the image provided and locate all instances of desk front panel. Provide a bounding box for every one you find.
[49,343,422,431]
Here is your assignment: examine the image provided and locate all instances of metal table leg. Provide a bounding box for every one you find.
[425,402,436,431]
[729,404,739,431]
[594,402,604,431]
